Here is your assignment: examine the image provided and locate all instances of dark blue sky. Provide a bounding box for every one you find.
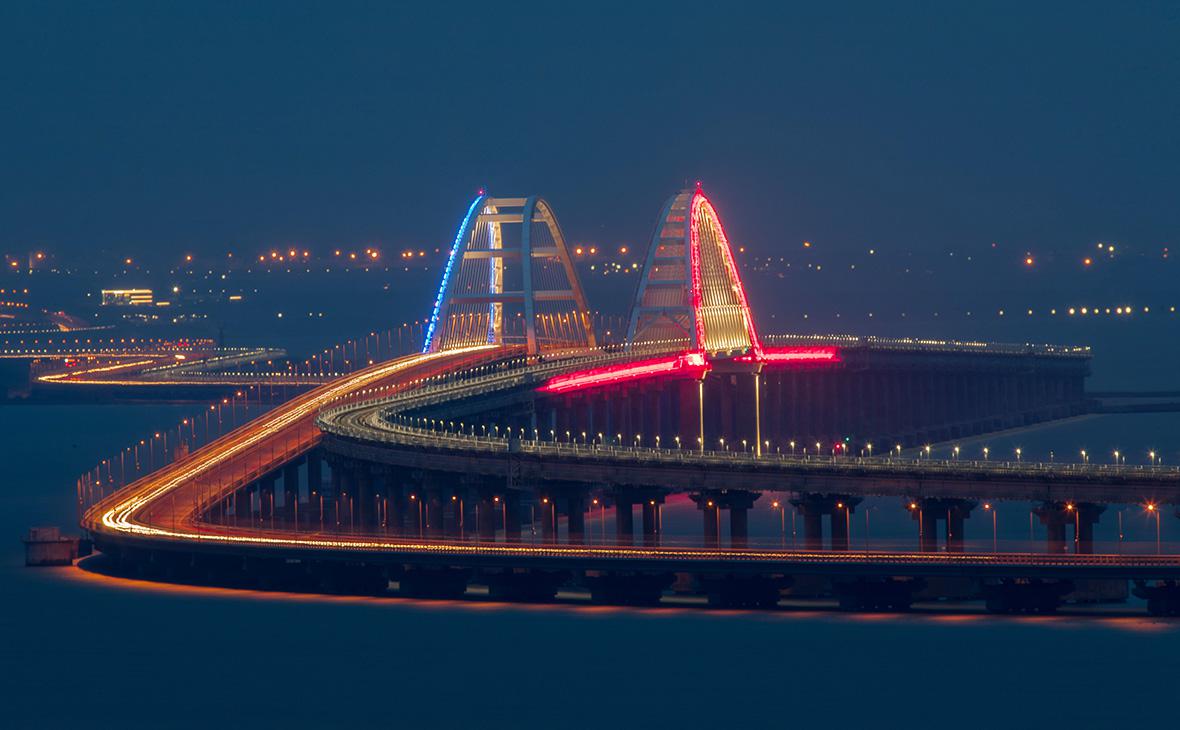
[2,1,1177,258]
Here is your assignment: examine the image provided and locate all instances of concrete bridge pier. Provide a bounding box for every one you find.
[258,473,276,524]
[538,495,557,543]
[567,494,586,544]
[306,449,323,497]
[385,483,406,535]
[233,484,253,526]
[282,461,300,525]
[910,498,976,552]
[443,494,464,538]
[424,491,444,539]
[504,491,522,542]
[613,492,635,545]
[1035,502,1105,553]
[642,498,663,546]
[1074,503,1105,554]
[692,490,759,548]
[790,494,860,550]
[476,492,498,541]
[355,468,375,532]
[328,464,345,530]
[695,496,720,548]
[830,503,850,551]
[1035,503,1069,553]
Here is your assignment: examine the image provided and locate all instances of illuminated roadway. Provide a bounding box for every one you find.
[83,345,1180,583]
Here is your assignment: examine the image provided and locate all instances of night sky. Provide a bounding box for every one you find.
[3,2,1178,259]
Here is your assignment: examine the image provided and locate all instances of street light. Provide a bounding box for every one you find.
[1149,450,1158,467]
[1080,449,1088,464]
[1015,447,1022,462]
[1066,503,1078,552]
[983,446,990,461]
[983,503,997,552]
[953,445,960,460]
[1147,503,1162,554]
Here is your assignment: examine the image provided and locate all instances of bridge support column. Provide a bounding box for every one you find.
[306,450,323,497]
[916,504,939,552]
[614,495,634,546]
[258,473,276,525]
[283,461,300,525]
[801,503,823,550]
[356,469,374,532]
[1035,502,1105,554]
[234,485,252,526]
[910,498,976,552]
[386,484,405,535]
[1075,503,1105,554]
[719,490,759,548]
[567,495,586,544]
[790,493,859,550]
[504,491,522,542]
[443,494,463,538]
[642,498,662,547]
[830,503,850,551]
[539,496,556,543]
[691,490,758,548]
[1035,503,1069,554]
[477,494,498,541]
[696,496,720,548]
[424,490,444,539]
[329,466,344,530]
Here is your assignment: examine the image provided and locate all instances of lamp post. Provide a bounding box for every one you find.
[983,503,997,552]
[1147,503,1161,554]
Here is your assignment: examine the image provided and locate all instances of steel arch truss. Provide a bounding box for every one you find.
[425,194,596,355]
[627,185,761,357]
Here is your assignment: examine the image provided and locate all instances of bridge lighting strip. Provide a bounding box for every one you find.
[423,193,487,353]
[537,352,708,394]
[735,346,842,365]
[690,189,762,357]
[98,346,495,537]
[687,191,708,350]
[37,358,158,382]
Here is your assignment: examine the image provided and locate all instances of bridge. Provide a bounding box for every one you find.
[79,186,1180,614]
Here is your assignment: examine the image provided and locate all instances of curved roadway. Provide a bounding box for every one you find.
[81,345,1180,582]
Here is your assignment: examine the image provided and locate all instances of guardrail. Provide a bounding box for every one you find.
[763,333,1091,358]
[316,350,1180,487]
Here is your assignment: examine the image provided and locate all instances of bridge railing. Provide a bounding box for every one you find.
[762,332,1092,358]
[316,350,1180,487]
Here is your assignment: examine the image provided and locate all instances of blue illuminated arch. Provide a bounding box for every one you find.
[422,192,487,353]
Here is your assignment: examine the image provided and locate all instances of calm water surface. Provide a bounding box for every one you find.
[4,404,1180,729]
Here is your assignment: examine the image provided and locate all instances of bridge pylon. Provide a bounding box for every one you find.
[424,193,596,356]
[626,183,761,358]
